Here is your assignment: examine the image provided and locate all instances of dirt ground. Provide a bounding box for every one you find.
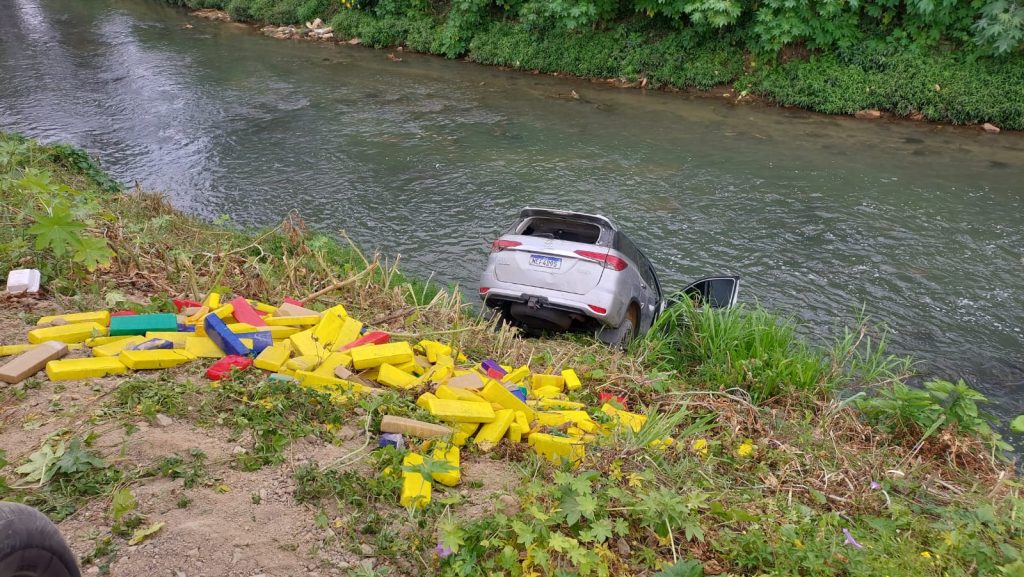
[0,297,519,576]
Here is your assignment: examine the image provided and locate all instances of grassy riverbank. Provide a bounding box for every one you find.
[1,133,1022,576]
[166,0,1024,130]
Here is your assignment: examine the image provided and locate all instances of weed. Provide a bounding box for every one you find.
[857,378,1012,452]
[154,449,209,488]
[4,436,125,521]
[646,298,911,404]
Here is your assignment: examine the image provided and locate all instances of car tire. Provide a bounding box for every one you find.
[0,502,81,577]
[598,318,635,349]
[598,305,639,349]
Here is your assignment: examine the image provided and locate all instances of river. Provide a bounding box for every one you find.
[2,0,1022,419]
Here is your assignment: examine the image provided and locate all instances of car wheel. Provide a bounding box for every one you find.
[0,502,81,577]
[599,305,639,349]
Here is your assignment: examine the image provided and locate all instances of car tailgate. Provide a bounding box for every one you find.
[492,238,607,295]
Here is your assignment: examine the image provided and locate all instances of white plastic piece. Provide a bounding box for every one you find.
[6,269,41,294]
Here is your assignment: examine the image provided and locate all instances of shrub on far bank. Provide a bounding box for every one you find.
[169,0,1024,128]
[744,47,1024,129]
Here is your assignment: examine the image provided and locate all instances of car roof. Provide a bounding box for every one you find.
[518,208,618,231]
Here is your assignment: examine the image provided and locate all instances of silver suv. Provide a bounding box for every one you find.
[479,208,739,346]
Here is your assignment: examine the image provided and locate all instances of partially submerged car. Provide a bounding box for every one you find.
[479,208,739,346]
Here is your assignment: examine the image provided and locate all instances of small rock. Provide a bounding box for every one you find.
[321,33,333,40]
[232,446,247,455]
[347,37,362,45]
[175,571,186,577]
[86,567,99,575]
[154,413,173,427]
[359,543,374,556]
[616,537,631,556]
[186,548,199,556]
[983,122,1000,134]
[258,489,268,501]
[854,109,881,120]
[495,494,519,515]
[312,18,323,28]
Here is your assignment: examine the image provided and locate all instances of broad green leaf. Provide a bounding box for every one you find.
[512,520,537,546]
[71,235,114,271]
[562,495,585,526]
[652,559,704,577]
[1011,415,1024,433]
[438,517,466,553]
[112,488,137,523]
[16,169,56,194]
[28,205,83,258]
[128,522,165,545]
[104,290,128,308]
[54,437,106,476]
[588,518,614,543]
[15,441,64,486]
[546,531,578,553]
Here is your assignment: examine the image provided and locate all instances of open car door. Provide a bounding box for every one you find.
[669,276,740,309]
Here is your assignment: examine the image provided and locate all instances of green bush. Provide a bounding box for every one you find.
[744,48,1024,128]
[857,378,1012,451]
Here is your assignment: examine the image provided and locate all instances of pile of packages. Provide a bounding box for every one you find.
[0,292,660,509]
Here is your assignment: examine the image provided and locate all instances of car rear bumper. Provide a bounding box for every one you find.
[479,272,627,327]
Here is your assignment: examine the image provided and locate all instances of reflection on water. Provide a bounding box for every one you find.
[1,0,1023,419]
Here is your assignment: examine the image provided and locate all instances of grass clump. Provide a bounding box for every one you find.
[645,298,911,404]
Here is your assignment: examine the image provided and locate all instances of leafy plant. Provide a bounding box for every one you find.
[857,378,1012,451]
[973,0,1024,54]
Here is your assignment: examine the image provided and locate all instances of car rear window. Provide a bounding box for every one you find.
[517,217,602,244]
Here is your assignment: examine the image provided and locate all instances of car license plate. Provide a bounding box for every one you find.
[529,255,562,270]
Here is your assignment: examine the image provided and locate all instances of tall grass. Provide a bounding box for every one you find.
[645,298,911,404]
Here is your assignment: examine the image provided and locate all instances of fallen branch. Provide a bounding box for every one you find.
[301,261,378,303]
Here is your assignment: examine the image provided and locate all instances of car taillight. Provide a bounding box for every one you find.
[588,304,607,314]
[491,239,522,252]
[574,250,627,271]
[479,287,490,294]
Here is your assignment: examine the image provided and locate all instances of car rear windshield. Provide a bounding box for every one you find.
[517,217,602,244]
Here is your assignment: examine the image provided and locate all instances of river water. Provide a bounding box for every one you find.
[2,0,1022,418]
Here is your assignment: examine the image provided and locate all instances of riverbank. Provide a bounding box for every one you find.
[1,133,1021,576]
[167,0,1024,131]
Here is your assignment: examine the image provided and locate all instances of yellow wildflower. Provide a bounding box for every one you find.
[609,460,623,481]
[627,472,644,488]
[595,543,616,562]
[736,439,755,458]
[691,438,709,458]
[920,551,932,559]
[649,437,674,450]
[793,539,805,550]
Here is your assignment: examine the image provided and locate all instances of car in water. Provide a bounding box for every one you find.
[479,208,740,346]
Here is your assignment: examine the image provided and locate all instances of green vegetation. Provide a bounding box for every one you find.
[164,0,1024,128]
[1,134,1022,576]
